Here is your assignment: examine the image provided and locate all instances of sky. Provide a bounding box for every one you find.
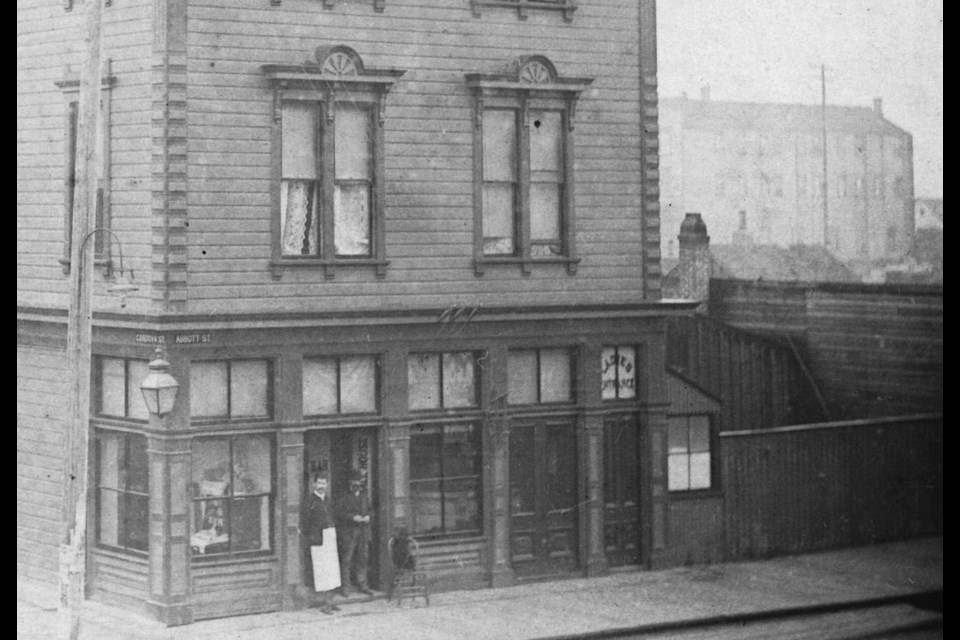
[656,0,943,198]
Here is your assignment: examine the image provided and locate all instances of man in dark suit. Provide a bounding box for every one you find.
[338,470,373,596]
[303,473,340,613]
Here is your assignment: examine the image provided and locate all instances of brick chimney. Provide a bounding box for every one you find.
[676,213,712,301]
[873,97,883,117]
[732,209,754,245]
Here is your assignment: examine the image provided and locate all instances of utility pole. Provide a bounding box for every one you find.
[820,64,829,248]
[61,0,104,638]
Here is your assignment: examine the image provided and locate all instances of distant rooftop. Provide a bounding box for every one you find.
[660,94,908,137]
[710,243,859,283]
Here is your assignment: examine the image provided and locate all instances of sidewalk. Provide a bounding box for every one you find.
[18,537,942,640]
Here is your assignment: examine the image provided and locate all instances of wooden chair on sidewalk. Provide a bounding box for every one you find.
[387,528,429,606]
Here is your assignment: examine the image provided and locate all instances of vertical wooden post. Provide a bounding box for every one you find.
[61,0,104,638]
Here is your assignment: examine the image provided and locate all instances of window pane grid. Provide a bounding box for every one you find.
[191,436,274,557]
[667,416,713,492]
[95,431,149,553]
[410,424,482,537]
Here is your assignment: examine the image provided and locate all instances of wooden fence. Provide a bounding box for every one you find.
[665,314,826,432]
[721,414,942,560]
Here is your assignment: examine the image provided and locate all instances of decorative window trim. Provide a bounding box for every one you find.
[65,0,113,12]
[55,62,116,275]
[269,0,385,10]
[471,0,576,22]
[262,46,404,280]
[467,56,592,276]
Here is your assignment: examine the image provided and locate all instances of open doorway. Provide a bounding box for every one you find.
[303,428,379,589]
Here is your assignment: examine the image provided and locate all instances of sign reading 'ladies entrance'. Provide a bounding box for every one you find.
[135,333,213,345]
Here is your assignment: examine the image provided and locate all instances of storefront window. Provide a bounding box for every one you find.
[96,356,151,421]
[668,415,713,491]
[601,345,637,400]
[96,431,149,553]
[190,435,274,557]
[190,360,271,420]
[508,348,573,404]
[408,352,478,410]
[410,423,482,537]
[303,355,378,416]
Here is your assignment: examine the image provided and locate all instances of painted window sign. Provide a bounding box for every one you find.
[601,345,637,400]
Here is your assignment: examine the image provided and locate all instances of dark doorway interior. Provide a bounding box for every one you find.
[603,415,642,566]
[303,428,379,589]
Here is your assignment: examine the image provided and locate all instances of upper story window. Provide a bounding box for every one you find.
[467,56,592,276]
[263,46,405,279]
[95,356,150,421]
[601,345,637,401]
[303,355,379,416]
[508,348,574,405]
[55,68,115,274]
[470,0,576,22]
[190,360,272,421]
[408,352,480,411]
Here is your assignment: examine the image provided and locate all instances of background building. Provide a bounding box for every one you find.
[659,88,915,271]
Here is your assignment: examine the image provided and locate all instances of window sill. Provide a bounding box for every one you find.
[59,257,116,277]
[93,545,149,561]
[190,551,278,565]
[471,0,576,22]
[474,256,579,276]
[668,488,723,501]
[271,258,389,280]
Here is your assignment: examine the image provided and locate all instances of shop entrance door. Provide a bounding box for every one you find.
[304,428,379,588]
[509,419,579,578]
[603,415,642,566]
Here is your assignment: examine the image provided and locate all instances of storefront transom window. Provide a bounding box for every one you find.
[601,345,637,400]
[302,355,378,416]
[508,348,574,404]
[190,360,272,420]
[408,352,479,410]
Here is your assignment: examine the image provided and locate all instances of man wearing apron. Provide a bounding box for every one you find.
[303,472,341,614]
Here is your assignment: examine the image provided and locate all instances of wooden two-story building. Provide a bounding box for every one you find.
[18,0,704,624]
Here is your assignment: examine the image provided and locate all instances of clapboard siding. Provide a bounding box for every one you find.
[17,0,156,311]
[17,345,69,585]
[183,0,651,313]
[710,280,943,419]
